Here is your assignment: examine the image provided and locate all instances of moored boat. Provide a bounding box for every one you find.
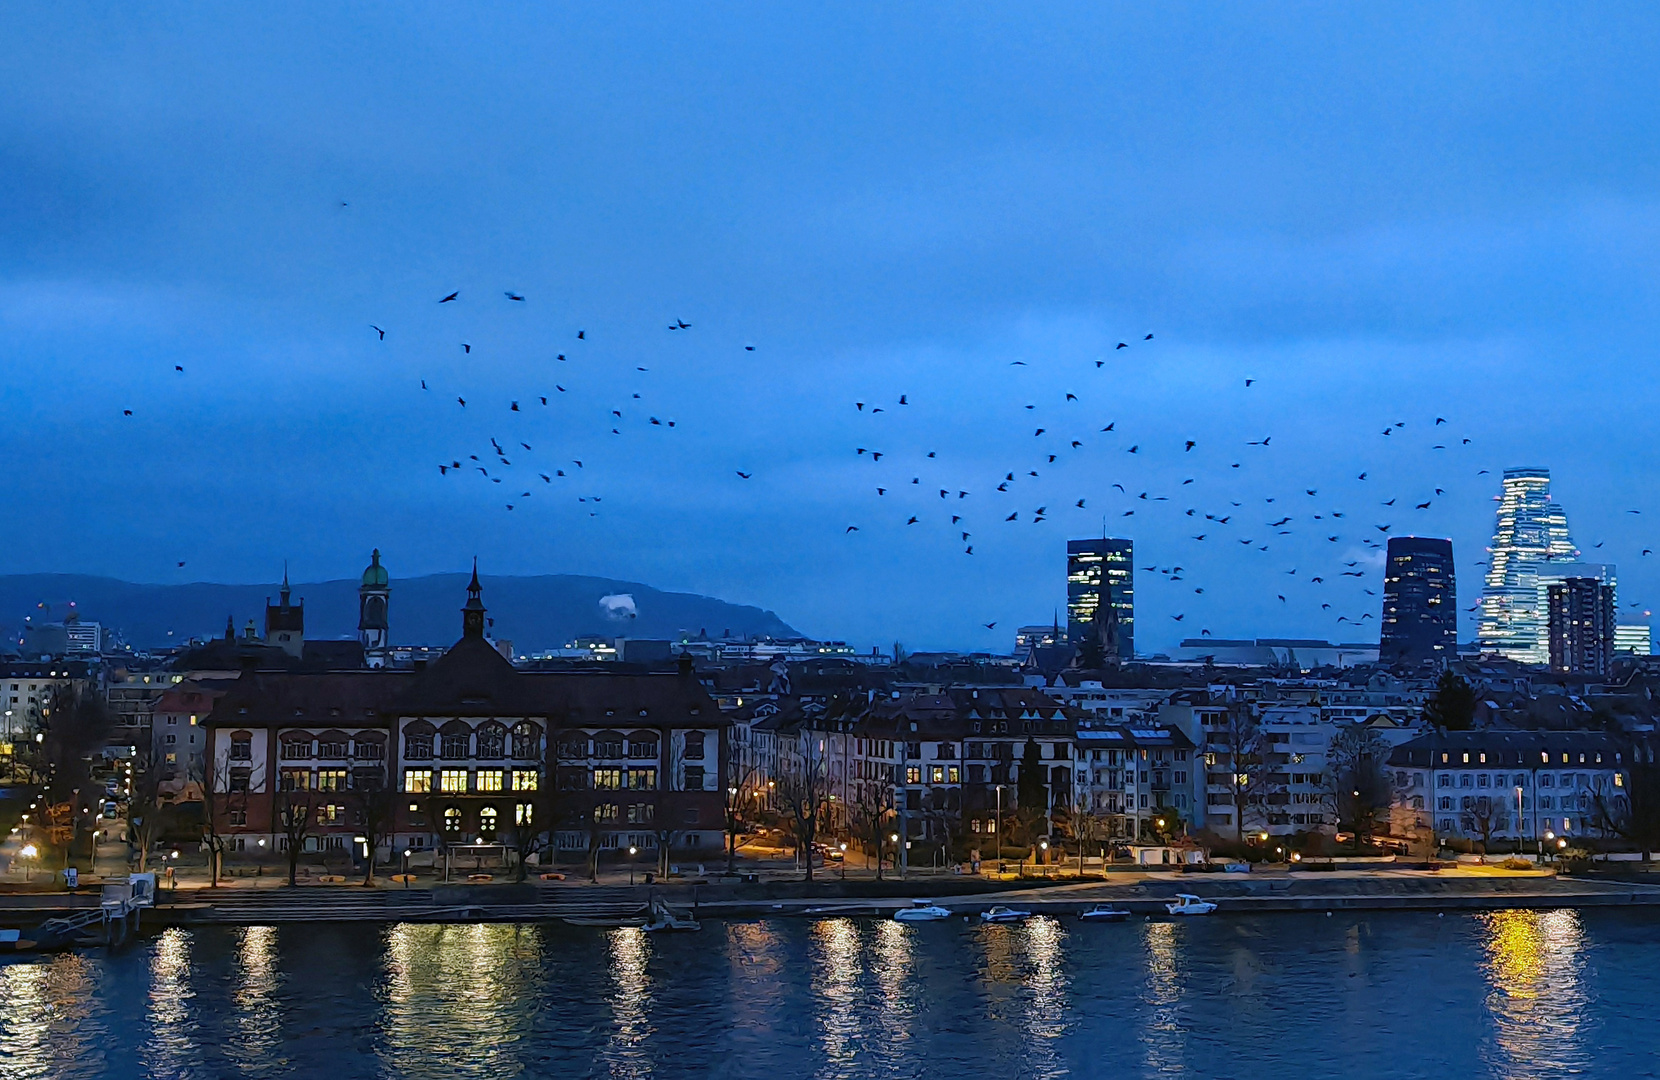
[979,906,1032,923]
[893,900,953,922]
[1079,904,1131,923]
[1165,894,1217,916]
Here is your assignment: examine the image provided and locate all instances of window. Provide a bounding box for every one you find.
[685,765,706,790]
[512,724,542,759]
[476,769,504,793]
[319,804,343,824]
[594,739,624,759]
[165,734,176,745]
[627,738,658,759]
[515,802,535,826]
[317,741,349,758]
[228,809,247,826]
[905,766,921,785]
[684,731,706,760]
[439,769,469,794]
[408,802,427,826]
[282,740,312,760]
[627,768,657,790]
[280,768,312,792]
[476,725,506,758]
[557,738,588,759]
[478,806,499,840]
[594,803,620,823]
[512,769,539,792]
[441,733,470,759]
[354,741,384,760]
[594,768,624,790]
[948,766,960,784]
[165,753,177,764]
[442,806,463,836]
[405,733,434,760]
[317,769,348,792]
[1438,774,1451,788]
[229,769,251,793]
[931,766,945,784]
[404,768,433,793]
[627,802,655,824]
[230,737,252,761]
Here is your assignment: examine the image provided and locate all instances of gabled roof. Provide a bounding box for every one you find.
[205,671,412,729]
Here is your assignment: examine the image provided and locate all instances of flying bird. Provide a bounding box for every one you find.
[1116,342,1128,350]
[577,330,585,339]
[462,343,471,353]
[439,292,458,303]
[506,292,525,301]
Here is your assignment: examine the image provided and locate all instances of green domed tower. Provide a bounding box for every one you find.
[358,548,390,650]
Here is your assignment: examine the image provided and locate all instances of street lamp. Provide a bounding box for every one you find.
[628,845,638,885]
[839,842,847,881]
[19,843,36,882]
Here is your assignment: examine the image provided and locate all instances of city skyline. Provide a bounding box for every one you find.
[6,7,1660,652]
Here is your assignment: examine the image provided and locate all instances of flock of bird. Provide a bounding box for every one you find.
[131,260,1652,642]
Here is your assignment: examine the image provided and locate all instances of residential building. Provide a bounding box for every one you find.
[1066,538,1133,660]
[1478,468,1581,664]
[1379,536,1456,668]
[152,680,232,799]
[1547,577,1616,676]
[1389,730,1633,844]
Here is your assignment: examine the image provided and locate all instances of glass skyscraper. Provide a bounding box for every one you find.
[1477,467,1588,664]
[1067,538,1134,660]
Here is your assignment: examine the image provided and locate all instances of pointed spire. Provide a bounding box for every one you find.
[225,614,235,641]
[280,561,291,606]
[462,558,487,638]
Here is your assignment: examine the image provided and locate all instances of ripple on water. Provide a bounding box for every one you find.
[0,911,1650,1080]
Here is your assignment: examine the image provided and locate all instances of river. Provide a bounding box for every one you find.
[0,910,1654,1079]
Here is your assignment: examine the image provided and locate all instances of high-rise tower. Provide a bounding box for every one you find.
[1066,538,1134,661]
[1478,468,1579,664]
[1379,536,1456,668]
[1547,577,1616,676]
[358,548,390,650]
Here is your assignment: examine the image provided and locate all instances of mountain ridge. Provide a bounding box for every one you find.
[0,573,801,652]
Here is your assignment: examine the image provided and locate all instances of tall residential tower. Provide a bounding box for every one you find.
[1379,536,1456,668]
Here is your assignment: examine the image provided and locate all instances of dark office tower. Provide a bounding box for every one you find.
[1548,577,1616,676]
[1379,537,1457,667]
[1067,538,1134,661]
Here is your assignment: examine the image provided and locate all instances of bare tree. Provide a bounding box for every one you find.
[1210,704,1274,844]
[125,748,171,873]
[775,736,829,882]
[1466,796,1498,863]
[849,775,897,879]
[1325,725,1393,848]
[202,750,253,887]
[502,784,558,883]
[352,767,396,886]
[1592,760,1660,861]
[722,757,766,876]
[276,787,317,886]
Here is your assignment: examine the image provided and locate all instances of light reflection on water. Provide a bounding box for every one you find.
[1478,909,1591,1079]
[0,911,1650,1079]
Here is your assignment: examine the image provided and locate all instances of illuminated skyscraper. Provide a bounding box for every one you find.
[1066,538,1133,660]
[1477,468,1579,664]
[1379,537,1456,667]
[1547,577,1615,676]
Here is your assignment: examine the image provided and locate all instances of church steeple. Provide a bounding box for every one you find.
[462,559,487,639]
[358,548,390,651]
[280,562,291,606]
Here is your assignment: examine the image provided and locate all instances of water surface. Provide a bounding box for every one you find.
[2,910,1655,1079]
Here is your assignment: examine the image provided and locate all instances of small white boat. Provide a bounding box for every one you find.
[980,906,1033,923]
[641,898,702,933]
[1079,904,1132,923]
[893,900,953,922]
[1165,894,1217,916]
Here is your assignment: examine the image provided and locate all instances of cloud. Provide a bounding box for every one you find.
[599,593,638,621]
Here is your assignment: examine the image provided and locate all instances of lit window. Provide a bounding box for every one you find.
[404,768,432,793]
[317,769,348,792]
[931,766,945,784]
[516,802,534,826]
[594,768,624,790]
[905,766,921,785]
[512,769,539,792]
[627,767,657,790]
[948,766,960,784]
[476,769,504,792]
[439,769,468,794]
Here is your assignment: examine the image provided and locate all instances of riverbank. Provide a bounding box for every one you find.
[7,867,1657,929]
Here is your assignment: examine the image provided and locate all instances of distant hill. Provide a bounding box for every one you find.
[0,573,801,653]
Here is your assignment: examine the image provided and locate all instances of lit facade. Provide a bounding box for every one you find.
[1478,468,1580,664]
[1547,578,1616,676]
[1379,536,1456,667]
[1615,622,1652,656]
[1066,538,1134,660]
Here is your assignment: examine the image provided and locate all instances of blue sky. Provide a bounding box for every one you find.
[4,3,1660,651]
